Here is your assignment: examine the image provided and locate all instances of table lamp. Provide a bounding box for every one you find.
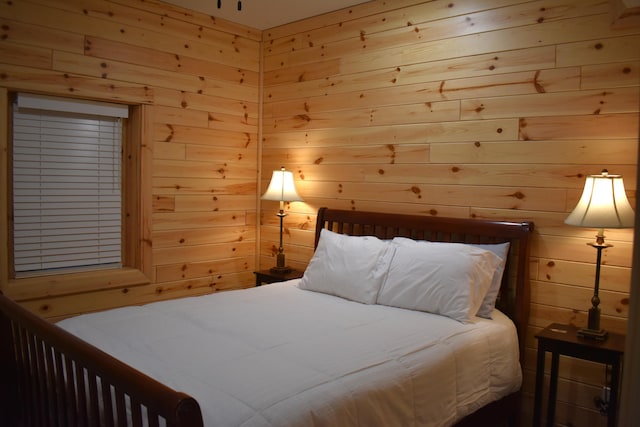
[565,169,635,340]
[261,166,303,273]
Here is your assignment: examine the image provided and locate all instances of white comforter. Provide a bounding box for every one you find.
[57,279,522,427]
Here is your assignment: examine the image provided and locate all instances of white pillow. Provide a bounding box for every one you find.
[298,229,395,304]
[472,242,510,319]
[377,238,502,323]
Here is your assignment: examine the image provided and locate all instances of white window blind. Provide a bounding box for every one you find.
[12,94,128,275]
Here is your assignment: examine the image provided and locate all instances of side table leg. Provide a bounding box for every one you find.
[547,352,559,427]
[533,344,545,427]
[608,359,620,427]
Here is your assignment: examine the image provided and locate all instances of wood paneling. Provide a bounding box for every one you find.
[0,0,259,316]
[1,0,638,424]
[260,1,639,426]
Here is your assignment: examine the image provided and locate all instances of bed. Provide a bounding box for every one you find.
[0,207,534,427]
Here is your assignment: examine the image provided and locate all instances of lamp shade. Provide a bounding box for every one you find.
[565,170,635,228]
[261,167,303,202]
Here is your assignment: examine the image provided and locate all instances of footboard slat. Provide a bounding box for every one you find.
[0,293,204,427]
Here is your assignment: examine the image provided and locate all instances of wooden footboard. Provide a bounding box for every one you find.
[0,292,204,427]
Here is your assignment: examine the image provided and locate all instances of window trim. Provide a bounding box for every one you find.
[0,89,152,301]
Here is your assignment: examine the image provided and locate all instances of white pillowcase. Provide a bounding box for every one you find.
[377,238,502,323]
[472,242,510,319]
[298,229,395,304]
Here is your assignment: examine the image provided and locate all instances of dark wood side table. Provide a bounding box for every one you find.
[254,269,303,286]
[533,323,625,427]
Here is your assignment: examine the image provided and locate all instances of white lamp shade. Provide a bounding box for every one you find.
[565,170,635,228]
[261,167,303,202]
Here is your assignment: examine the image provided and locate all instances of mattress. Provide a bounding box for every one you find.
[57,279,522,427]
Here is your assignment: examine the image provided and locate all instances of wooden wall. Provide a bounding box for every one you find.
[259,1,639,426]
[0,0,261,317]
[1,0,639,425]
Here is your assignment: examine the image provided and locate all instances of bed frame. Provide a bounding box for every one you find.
[315,208,534,426]
[1,207,533,427]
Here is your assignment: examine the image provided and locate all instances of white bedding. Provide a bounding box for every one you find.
[57,279,522,427]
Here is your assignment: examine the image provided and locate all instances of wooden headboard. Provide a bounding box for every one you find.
[314,207,534,361]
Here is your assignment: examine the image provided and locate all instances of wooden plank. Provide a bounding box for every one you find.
[430,139,638,165]
[152,177,256,195]
[151,210,248,231]
[152,159,256,180]
[0,40,52,69]
[152,105,209,127]
[261,144,430,165]
[152,195,176,213]
[153,88,259,117]
[536,258,631,293]
[4,268,150,302]
[153,124,257,149]
[266,100,460,131]
[155,256,254,282]
[462,87,639,120]
[184,145,257,163]
[153,224,254,248]
[153,240,254,265]
[208,110,258,133]
[533,234,633,266]
[557,35,640,67]
[518,113,639,140]
[263,119,519,148]
[153,141,186,161]
[581,61,640,89]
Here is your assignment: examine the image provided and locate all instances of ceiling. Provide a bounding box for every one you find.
[160,0,372,30]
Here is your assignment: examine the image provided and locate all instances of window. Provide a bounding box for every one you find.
[11,93,128,276]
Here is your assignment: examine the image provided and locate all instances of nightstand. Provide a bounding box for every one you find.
[254,268,303,286]
[533,323,625,427]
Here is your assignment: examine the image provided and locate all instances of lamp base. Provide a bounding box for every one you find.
[577,327,608,341]
[269,266,292,274]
